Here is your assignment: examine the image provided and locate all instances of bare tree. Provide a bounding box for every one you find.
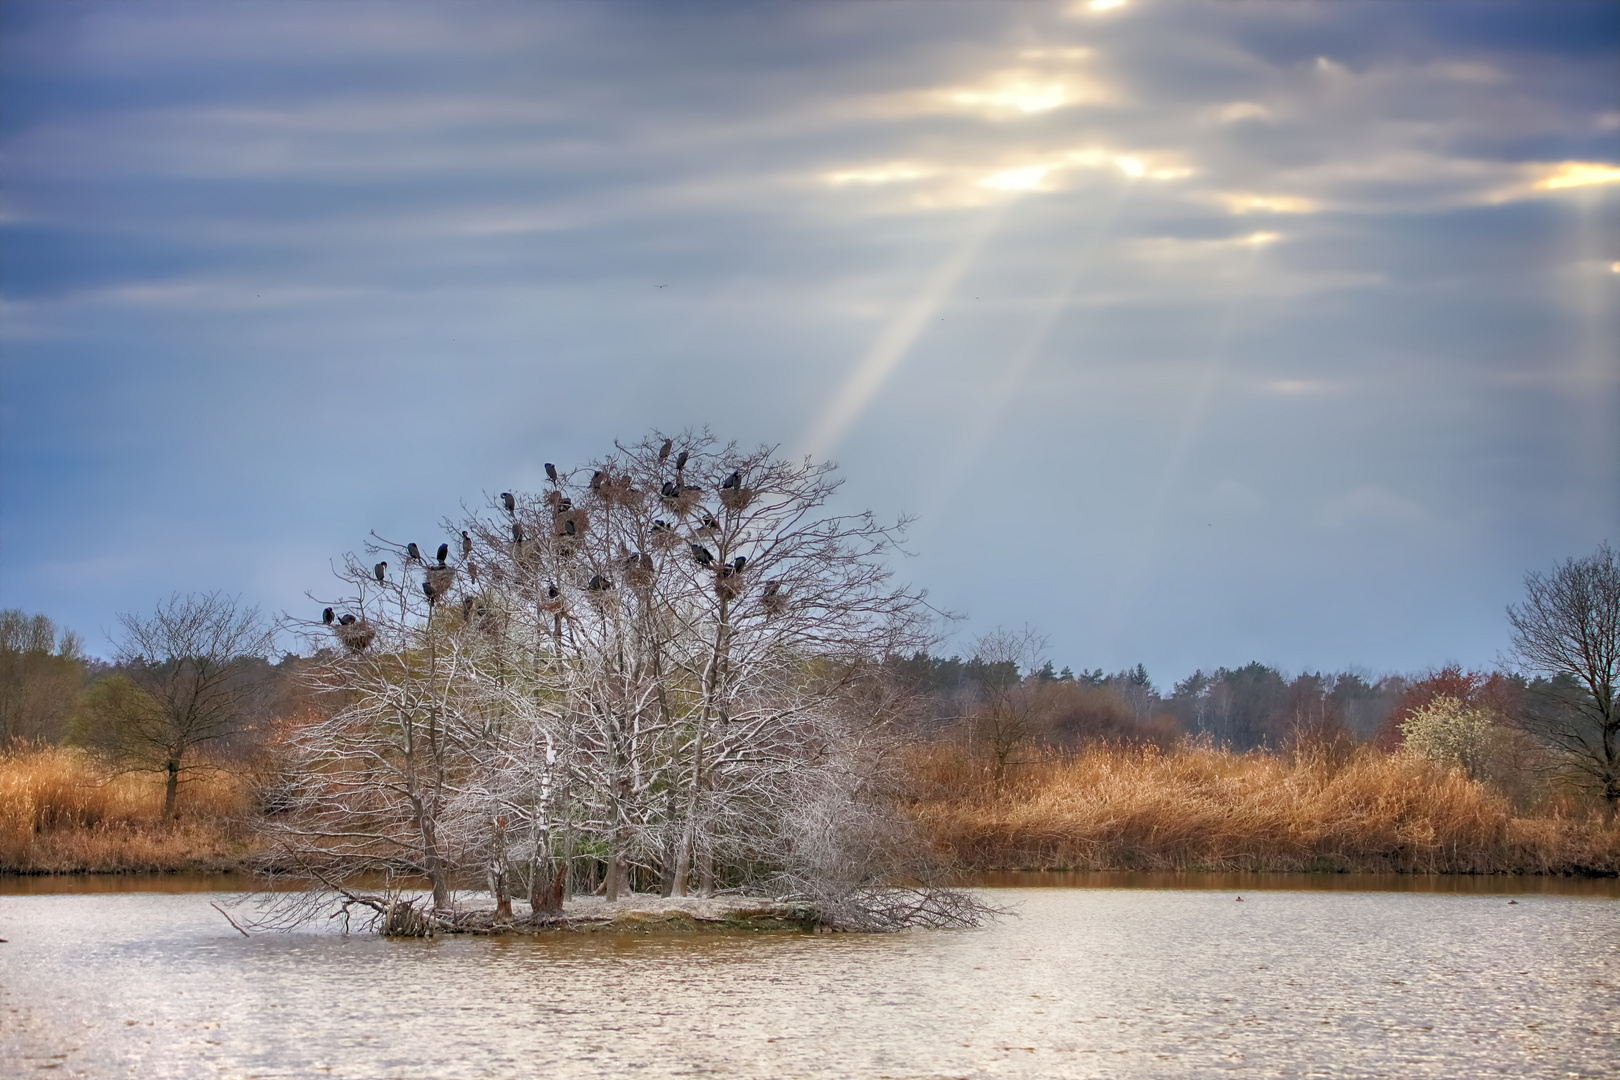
[260,430,978,933]
[1508,541,1620,807]
[86,593,275,814]
[960,627,1049,791]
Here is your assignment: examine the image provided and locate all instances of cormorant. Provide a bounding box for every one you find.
[652,519,671,533]
[662,481,679,498]
[590,470,605,491]
[422,580,437,603]
[588,574,612,591]
[722,471,741,489]
[545,463,558,483]
[512,522,525,543]
[564,518,576,536]
[675,450,688,471]
[407,542,421,561]
[547,583,560,599]
[322,608,335,624]
[700,514,720,532]
[461,531,472,557]
[339,614,357,626]
[763,581,780,598]
[659,439,672,460]
[436,543,449,565]
[733,555,746,572]
[691,544,714,566]
[374,562,388,582]
[502,492,516,514]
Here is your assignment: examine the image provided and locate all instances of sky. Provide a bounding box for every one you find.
[1,0,1616,685]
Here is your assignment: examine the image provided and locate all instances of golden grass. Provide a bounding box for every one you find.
[904,742,1620,875]
[0,745,254,873]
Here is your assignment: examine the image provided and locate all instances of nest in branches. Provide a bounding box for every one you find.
[715,566,744,601]
[761,584,788,616]
[660,488,702,518]
[600,477,645,509]
[554,507,589,539]
[719,486,754,512]
[424,566,457,597]
[650,526,682,551]
[334,620,375,652]
[624,552,655,588]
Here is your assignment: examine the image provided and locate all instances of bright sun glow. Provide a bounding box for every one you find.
[950,82,1072,114]
[1087,0,1129,11]
[1221,193,1317,215]
[1239,232,1281,246]
[980,165,1051,192]
[824,166,928,187]
[1538,163,1620,190]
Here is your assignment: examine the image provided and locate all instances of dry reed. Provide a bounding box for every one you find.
[904,742,1620,876]
[0,745,254,873]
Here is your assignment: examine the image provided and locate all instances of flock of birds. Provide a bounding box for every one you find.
[323,441,786,634]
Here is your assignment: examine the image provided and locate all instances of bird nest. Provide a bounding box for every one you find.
[335,620,376,652]
[624,553,655,588]
[719,487,754,512]
[600,478,646,509]
[660,488,702,517]
[715,568,744,601]
[650,526,682,551]
[554,507,589,538]
[424,566,457,596]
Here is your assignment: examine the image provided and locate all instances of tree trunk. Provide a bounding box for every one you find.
[699,844,715,898]
[163,758,180,816]
[489,818,512,921]
[604,849,621,901]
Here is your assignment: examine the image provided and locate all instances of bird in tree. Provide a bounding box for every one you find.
[461,531,472,557]
[652,519,671,534]
[422,580,438,603]
[339,614,357,626]
[436,543,449,566]
[407,543,421,562]
[700,514,720,533]
[722,471,741,490]
[588,574,612,591]
[512,522,525,543]
[558,497,573,511]
[691,544,714,566]
[675,450,688,471]
[590,471,606,491]
[502,492,516,514]
[545,463,558,483]
[659,439,672,460]
[547,583,560,599]
[564,518,577,537]
[733,555,746,573]
[374,562,388,583]
[662,481,680,498]
[322,608,335,625]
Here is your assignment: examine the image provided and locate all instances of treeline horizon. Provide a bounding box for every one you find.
[0,605,1564,758]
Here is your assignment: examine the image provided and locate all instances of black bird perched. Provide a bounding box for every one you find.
[733,555,746,573]
[374,561,388,582]
[652,519,671,533]
[722,471,741,489]
[461,531,472,557]
[558,497,572,511]
[590,470,606,491]
[407,542,421,562]
[700,514,720,532]
[436,543,449,566]
[547,583,560,599]
[545,463,558,483]
[588,574,612,591]
[502,492,515,514]
[322,607,335,625]
[661,481,679,498]
[763,581,780,598]
[564,518,576,536]
[512,522,525,543]
[691,544,714,566]
[658,439,672,460]
[422,580,438,603]
[339,614,357,626]
[675,450,688,471]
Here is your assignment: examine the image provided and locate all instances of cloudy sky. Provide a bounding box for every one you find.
[2,0,1616,683]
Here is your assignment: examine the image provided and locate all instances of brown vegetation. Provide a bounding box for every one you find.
[0,745,254,873]
[903,741,1620,876]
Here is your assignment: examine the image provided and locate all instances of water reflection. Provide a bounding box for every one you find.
[965,869,1620,896]
[2,886,1615,1078]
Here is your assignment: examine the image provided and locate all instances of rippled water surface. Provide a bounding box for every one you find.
[2,882,1616,1078]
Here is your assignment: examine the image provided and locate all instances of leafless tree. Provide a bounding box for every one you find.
[83,593,274,815]
[0,610,85,745]
[260,430,977,933]
[1508,541,1620,807]
[960,627,1050,790]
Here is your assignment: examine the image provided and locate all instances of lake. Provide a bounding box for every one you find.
[2,875,1616,1078]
